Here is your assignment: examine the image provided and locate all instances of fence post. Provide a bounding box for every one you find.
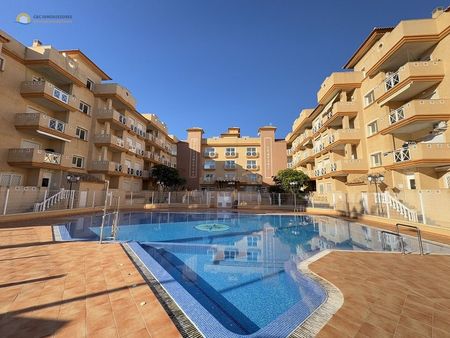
[70,190,75,209]
[151,191,154,204]
[3,188,10,215]
[384,192,390,219]
[187,192,190,205]
[237,192,240,206]
[130,192,133,206]
[42,190,48,211]
[92,191,96,208]
[278,193,281,206]
[311,194,315,208]
[418,191,426,224]
[168,192,171,205]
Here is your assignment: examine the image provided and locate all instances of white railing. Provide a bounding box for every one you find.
[44,152,62,164]
[385,72,400,91]
[33,189,72,212]
[52,86,70,104]
[48,117,66,132]
[393,148,411,163]
[389,106,405,125]
[384,192,418,222]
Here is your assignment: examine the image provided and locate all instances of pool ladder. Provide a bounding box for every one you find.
[380,223,424,255]
[99,196,120,244]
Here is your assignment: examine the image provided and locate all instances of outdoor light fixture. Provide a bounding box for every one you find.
[66,174,80,208]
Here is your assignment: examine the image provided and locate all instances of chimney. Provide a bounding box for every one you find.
[432,7,444,18]
[32,39,42,47]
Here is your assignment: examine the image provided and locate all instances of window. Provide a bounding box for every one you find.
[0,173,22,187]
[406,174,416,190]
[225,160,236,169]
[0,56,5,72]
[204,173,215,182]
[204,147,215,156]
[72,155,84,168]
[247,250,259,262]
[86,79,94,91]
[224,249,237,260]
[246,147,257,156]
[225,147,236,157]
[79,101,91,115]
[248,173,258,182]
[246,160,257,169]
[204,160,215,170]
[247,236,259,247]
[370,152,382,167]
[224,173,235,180]
[367,120,378,136]
[364,90,375,106]
[75,127,88,140]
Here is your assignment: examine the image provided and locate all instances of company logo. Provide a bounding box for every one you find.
[16,12,31,25]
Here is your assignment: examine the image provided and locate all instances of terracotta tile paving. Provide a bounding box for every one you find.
[0,226,181,338]
[312,251,450,338]
[1,223,450,338]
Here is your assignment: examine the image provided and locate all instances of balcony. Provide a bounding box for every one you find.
[93,134,126,152]
[89,161,123,175]
[375,61,444,105]
[327,159,368,176]
[96,108,128,130]
[24,48,84,86]
[298,149,315,165]
[385,143,450,169]
[203,165,216,171]
[7,148,71,169]
[317,71,363,104]
[321,101,360,130]
[379,99,450,135]
[20,81,78,112]
[323,129,361,151]
[146,114,168,132]
[93,83,136,110]
[15,113,74,141]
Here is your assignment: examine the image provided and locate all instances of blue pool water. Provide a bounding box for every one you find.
[57,212,450,337]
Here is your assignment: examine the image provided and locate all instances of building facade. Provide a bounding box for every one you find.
[0,30,177,193]
[287,7,450,196]
[178,127,287,190]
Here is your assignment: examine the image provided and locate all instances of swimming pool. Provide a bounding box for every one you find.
[55,212,450,337]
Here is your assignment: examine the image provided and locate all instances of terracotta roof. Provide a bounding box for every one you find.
[60,49,112,80]
[343,27,394,69]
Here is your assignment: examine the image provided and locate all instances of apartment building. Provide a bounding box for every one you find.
[0,30,177,193]
[178,126,287,190]
[287,7,450,196]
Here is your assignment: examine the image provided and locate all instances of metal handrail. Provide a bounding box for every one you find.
[380,230,405,254]
[396,223,424,255]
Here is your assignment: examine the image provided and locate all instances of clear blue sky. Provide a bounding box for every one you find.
[0,0,445,139]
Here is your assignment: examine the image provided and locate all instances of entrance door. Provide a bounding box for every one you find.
[41,171,52,188]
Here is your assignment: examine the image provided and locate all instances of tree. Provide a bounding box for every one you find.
[151,164,186,189]
[272,168,310,193]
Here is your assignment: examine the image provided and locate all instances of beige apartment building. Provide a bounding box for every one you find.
[0,30,177,193]
[178,126,287,190]
[287,7,450,198]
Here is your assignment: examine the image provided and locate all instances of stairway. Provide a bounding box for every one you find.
[33,189,73,212]
[383,192,418,222]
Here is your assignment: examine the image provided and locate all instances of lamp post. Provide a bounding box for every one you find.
[66,174,80,208]
[290,181,299,211]
[368,174,385,215]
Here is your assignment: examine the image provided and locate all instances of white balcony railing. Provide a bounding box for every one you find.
[389,106,405,125]
[393,148,411,163]
[384,72,400,91]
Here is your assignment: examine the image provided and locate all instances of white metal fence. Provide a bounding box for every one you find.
[1,187,449,228]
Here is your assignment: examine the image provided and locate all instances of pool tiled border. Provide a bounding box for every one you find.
[125,241,332,338]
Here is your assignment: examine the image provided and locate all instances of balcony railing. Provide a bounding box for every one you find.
[20,81,78,110]
[89,161,123,174]
[225,152,238,158]
[15,113,71,137]
[94,134,125,149]
[390,143,450,166]
[8,148,70,168]
[204,152,217,158]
